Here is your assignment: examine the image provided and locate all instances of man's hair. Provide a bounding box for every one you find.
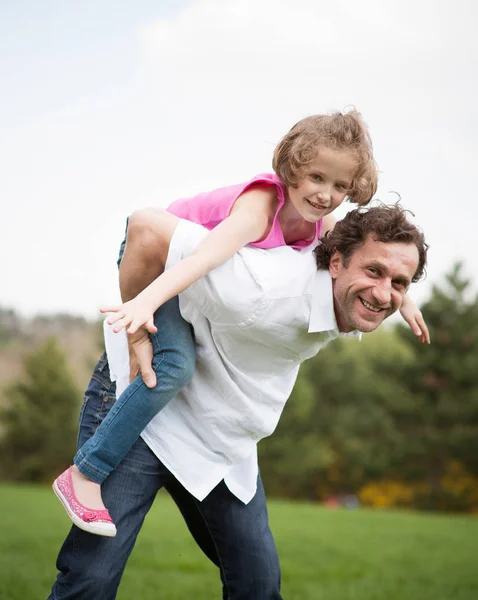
[272,108,378,205]
[314,204,428,282]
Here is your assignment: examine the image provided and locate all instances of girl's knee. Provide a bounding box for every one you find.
[149,334,196,397]
[161,344,196,389]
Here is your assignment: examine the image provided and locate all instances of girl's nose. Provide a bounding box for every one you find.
[317,189,331,203]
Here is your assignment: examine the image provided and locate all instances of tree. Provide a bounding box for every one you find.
[393,262,478,507]
[0,337,81,482]
[0,306,21,346]
[260,328,414,499]
[261,263,478,511]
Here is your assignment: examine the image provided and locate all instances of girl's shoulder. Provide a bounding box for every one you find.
[247,173,285,196]
[231,174,282,216]
[167,173,284,230]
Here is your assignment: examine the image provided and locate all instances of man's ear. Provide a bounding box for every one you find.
[329,250,343,279]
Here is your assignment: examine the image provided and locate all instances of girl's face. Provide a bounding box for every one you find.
[287,147,357,222]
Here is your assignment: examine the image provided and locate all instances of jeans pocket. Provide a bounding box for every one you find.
[96,393,116,426]
[76,355,117,450]
[91,352,115,388]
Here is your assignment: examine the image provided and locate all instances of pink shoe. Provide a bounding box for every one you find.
[53,467,117,537]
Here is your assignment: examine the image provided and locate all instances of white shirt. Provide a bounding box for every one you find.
[105,219,359,504]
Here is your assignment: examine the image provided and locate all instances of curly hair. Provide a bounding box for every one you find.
[314,204,428,282]
[272,108,378,205]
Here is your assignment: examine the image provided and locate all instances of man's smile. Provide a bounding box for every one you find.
[359,297,384,313]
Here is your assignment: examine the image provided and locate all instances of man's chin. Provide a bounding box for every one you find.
[350,313,387,333]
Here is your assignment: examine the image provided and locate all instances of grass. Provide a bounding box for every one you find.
[1,484,477,599]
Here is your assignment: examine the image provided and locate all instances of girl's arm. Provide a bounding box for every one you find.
[399,294,430,344]
[101,187,276,334]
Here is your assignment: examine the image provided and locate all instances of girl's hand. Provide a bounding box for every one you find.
[400,295,430,344]
[100,296,158,335]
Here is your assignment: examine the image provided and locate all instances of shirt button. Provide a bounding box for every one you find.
[251,434,259,441]
[226,459,233,465]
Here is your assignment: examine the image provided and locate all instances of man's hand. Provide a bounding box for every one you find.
[127,328,157,388]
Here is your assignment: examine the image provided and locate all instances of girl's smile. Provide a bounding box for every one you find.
[288,147,358,222]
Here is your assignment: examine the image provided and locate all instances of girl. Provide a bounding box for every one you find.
[53,109,428,536]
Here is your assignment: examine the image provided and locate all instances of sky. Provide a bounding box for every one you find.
[1,0,477,319]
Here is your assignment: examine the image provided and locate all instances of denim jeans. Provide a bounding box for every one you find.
[48,356,282,599]
[74,256,196,483]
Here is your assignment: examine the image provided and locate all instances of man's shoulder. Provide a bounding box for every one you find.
[239,245,317,297]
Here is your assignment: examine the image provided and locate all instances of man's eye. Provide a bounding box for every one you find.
[368,268,378,275]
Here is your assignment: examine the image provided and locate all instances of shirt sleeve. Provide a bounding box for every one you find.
[165,219,264,325]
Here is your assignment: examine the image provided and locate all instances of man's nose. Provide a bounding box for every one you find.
[371,280,392,306]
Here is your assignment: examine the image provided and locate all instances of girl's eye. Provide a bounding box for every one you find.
[311,174,322,181]
[336,184,347,191]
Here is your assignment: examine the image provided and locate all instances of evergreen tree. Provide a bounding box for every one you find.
[260,329,414,499]
[261,263,478,510]
[0,337,81,482]
[394,262,478,506]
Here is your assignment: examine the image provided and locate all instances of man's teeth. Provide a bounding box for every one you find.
[360,298,382,312]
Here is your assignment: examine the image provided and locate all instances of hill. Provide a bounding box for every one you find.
[0,308,102,403]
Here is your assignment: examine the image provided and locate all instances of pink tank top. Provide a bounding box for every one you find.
[167,173,322,249]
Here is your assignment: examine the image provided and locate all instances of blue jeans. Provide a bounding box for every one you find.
[74,253,196,483]
[48,356,282,599]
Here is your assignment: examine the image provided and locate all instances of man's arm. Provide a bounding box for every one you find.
[117,208,179,387]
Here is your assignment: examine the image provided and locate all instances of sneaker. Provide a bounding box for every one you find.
[53,466,117,537]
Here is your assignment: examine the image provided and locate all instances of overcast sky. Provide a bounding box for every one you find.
[2,0,477,319]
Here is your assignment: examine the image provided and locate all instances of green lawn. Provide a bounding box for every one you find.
[1,484,477,600]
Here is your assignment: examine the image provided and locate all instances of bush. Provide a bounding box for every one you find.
[0,337,81,482]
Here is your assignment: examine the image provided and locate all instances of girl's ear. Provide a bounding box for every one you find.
[329,251,343,279]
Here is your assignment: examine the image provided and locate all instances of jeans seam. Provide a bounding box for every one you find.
[190,496,232,599]
[92,363,163,441]
[75,358,166,483]
[90,373,115,393]
[74,449,111,482]
[151,352,165,372]
[76,395,89,449]
[52,528,80,598]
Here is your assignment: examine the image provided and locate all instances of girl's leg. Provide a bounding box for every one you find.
[74,295,195,482]
[54,297,195,532]
[48,356,173,600]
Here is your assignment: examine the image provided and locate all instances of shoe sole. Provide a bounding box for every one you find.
[52,479,117,538]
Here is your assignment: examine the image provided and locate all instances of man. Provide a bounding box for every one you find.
[48,204,427,599]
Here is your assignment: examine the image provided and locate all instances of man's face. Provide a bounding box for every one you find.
[329,235,419,333]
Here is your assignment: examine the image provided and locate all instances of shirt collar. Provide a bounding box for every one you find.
[308,269,361,339]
